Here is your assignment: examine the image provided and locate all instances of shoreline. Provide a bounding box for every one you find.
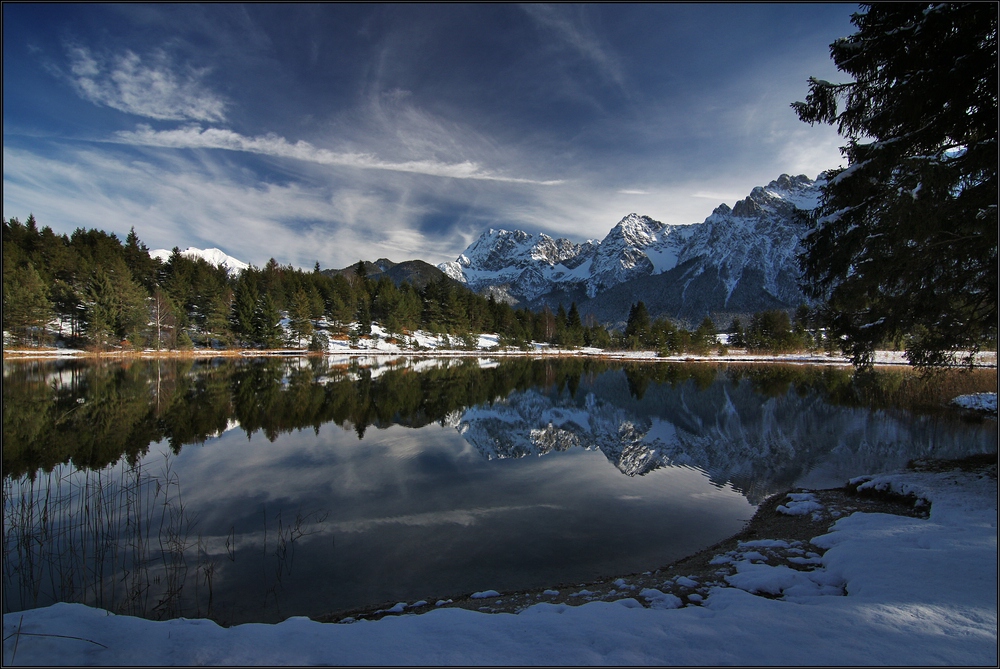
[318,452,996,625]
[314,479,926,624]
[4,345,997,368]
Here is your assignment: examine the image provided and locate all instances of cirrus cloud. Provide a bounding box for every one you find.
[66,45,227,122]
[112,124,565,184]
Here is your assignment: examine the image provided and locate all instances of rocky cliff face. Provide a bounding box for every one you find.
[439,174,822,325]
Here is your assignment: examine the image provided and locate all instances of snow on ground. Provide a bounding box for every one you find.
[5,322,997,368]
[951,393,998,415]
[4,466,995,666]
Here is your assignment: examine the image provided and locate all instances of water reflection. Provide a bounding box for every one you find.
[3,357,995,624]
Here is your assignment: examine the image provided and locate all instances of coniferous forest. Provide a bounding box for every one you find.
[3,215,820,355]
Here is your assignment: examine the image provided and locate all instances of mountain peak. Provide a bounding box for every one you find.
[438,172,821,316]
[149,246,248,274]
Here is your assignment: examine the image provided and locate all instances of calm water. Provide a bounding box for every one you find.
[3,357,995,625]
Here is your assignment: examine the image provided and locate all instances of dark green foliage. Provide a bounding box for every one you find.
[623,301,651,349]
[83,258,147,349]
[255,292,283,348]
[793,3,997,367]
[4,215,638,350]
[3,261,53,346]
[744,310,808,353]
[354,296,372,336]
[690,317,717,355]
[289,287,314,347]
[728,317,746,348]
[230,274,259,346]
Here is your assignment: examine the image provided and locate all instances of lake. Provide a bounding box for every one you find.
[3,356,996,625]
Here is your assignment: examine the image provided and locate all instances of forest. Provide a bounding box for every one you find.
[2,215,816,355]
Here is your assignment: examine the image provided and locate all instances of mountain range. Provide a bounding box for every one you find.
[150,173,823,329]
[439,173,821,327]
[322,258,462,290]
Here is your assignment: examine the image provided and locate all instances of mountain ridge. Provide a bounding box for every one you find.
[149,247,249,275]
[439,173,821,326]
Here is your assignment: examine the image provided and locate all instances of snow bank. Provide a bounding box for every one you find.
[3,466,995,666]
[951,393,998,415]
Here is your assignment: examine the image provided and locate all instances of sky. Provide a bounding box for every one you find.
[3,3,856,270]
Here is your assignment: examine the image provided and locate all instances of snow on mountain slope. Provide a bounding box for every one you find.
[150,247,249,274]
[671,173,818,307]
[441,229,599,301]
[439,174,820,311]
[586,214,696,297]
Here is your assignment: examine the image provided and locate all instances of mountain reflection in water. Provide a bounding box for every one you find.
[3,356,995,624]
[6,356,994,498]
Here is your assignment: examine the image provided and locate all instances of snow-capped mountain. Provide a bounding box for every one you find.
[149,247,249,275]
[439,174,821,325]
[586,214,695,297]
[671,173,820,308]
[439,229,598,302]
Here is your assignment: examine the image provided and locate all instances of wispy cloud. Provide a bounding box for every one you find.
[112,124,564,184]
[617,189,649,195]
[521,5,626,91]
[1,145,451,269]
[65,45,226,122]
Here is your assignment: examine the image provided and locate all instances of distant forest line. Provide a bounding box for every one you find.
[3,216,824,355]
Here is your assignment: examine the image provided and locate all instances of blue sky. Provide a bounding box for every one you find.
[3,3,854,269]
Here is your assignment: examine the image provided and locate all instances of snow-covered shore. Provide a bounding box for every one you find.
[4,464,995,666]
[4,325,997,369]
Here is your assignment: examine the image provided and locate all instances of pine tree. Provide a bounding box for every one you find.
[728,317,746,348]
[693,316,716,354]
[230,276,259,346]
[354,298,372,337]
[289,287,314,347]
[123,227,158,291]
[565,302,585,347]
[255,292,283,348]
[2,262,53,346]
[84,267,116,349]
[793,3,997,367]
[624,301,651,348]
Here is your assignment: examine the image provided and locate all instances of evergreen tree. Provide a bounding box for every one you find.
[255,292,283,348]
[289,287,314,347]
[355,297,372,336]
[693,316,716,354]
[729,317,746,348]
[230,275,259,346]
[84,267,116,348]
[203,293,234,348]
[793,3,997,367]
[624,301,651,348]
[745,310,799,353]
[81,257,147,348]
[123,227,158,291]
[555,302,584,348]
[2,262,53,346]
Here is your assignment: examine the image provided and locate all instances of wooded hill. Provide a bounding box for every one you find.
[3,215,822,354]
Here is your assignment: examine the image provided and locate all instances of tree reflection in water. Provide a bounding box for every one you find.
[3,357,995,624]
